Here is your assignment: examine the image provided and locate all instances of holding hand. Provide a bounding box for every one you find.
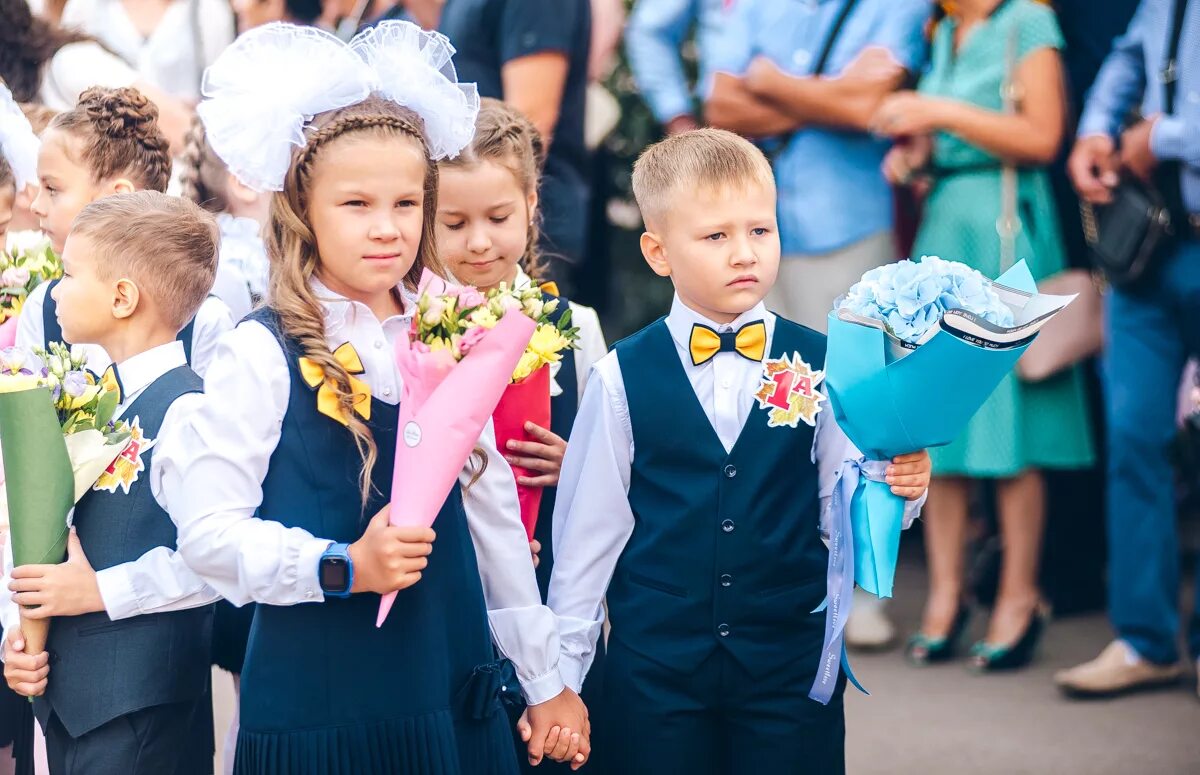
[871,91,949,138]
[887,451,931,501]
[9,529,104,618]
[348,506,435,595]
[3,628,48,697]
[1068,134,1120,204]
[505,422,567,488]
[1119,116,1160,183]
[517,687,591,770]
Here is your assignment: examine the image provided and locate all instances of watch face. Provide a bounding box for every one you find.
[321,556,349,593]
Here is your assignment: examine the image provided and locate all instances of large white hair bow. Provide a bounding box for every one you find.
[198,21,480,193]
[0,83,40,191]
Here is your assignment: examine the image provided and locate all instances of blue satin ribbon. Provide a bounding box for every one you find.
[809,457,887,704]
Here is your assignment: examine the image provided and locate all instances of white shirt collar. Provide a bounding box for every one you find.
[664,294,774,355]
[309,275,415,337]
[113,340,187,400]
[513,267,534,290]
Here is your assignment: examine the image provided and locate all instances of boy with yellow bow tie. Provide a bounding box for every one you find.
[546,129,932,773]
[2,192,220,775]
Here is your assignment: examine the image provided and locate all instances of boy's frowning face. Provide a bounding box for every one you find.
[53,233,114,346]
[643,180,780,324]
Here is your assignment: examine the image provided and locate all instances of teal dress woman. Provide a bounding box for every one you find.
[873,0,1094,671]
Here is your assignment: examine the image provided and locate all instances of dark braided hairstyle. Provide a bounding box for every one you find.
[49,87,172,192]
[440,97,549,281]
[178,114,229,213]
[267,94,447,505]
[0,0,92,103]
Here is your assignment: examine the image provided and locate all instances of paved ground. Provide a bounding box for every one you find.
[845,551,1200,775]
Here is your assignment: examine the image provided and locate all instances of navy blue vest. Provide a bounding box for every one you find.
[609,317,829,679]
[238,309,504,737]
[36,365,213,738]
[41,279,197,363]
[532,292,577,598]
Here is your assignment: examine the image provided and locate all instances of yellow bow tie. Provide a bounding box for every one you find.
[298,343,372,425]
[689,321,767,366]
[539,281,560,297]
[100,365,123,404]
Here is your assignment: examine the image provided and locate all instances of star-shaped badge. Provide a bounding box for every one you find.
[754,352,826,428]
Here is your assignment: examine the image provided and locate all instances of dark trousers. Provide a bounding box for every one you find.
[45,700,195,775]
[600,638,845,775]
[1105,238,1200,664]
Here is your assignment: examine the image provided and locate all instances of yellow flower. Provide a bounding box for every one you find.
[512,351,542,383]
[0,375,43,393]
[528,324,568,363]
[467,307,499,329]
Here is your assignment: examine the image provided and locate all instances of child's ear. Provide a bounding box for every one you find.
[111,278,140,320]
[526,189,539,223]
[109,178,136,195]
[640,231,671,278]
[228,173,258,204]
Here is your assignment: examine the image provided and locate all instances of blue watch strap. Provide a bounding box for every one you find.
[320,542,354,598]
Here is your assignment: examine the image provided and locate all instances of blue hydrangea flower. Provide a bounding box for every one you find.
[836,256,1015,344]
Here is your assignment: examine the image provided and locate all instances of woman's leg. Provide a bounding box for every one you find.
[988,469,1047,645]
[919,476,972,636]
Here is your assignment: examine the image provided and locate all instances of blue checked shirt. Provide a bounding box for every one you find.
[707,0,930,255]
[1078,0,1200,214]
[626,0,729,125]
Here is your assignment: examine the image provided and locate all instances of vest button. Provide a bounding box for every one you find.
[717,623,731,637]
[720,574,733,587]
[721,519,735,533]
[724,464,737,478]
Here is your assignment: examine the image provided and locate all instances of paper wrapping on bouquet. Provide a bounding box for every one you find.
[491,365,551,542]
[0,318,17,349]
[810,260,1073,703]
[376,310,537,627]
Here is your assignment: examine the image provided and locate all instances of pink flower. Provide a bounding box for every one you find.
[458,287,486,309]
[458,325,488,355]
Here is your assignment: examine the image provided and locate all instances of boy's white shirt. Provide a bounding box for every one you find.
[16,281,236,378]
[546,295,926,691]
[153,278,568,705]
[0,340,221,656]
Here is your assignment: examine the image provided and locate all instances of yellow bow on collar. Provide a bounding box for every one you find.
[99,365,123,404]
[298,342,371,425]
[689,321,767,366]
[538,281,560,297]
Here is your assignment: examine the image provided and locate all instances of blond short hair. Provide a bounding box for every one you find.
[631,128,775,227]
[71,192,218,331]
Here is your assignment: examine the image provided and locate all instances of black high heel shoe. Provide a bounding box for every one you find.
[967,603,1051,672]
[905,605,970,666]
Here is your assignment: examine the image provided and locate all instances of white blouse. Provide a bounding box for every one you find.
[153,279,566,705]
[61,0,236,101]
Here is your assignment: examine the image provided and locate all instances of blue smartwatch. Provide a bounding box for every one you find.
[318,543,353,598]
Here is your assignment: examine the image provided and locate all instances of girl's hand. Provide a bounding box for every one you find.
[887,451,931,501]
[530,539,542,569]
[506,423,567,488]
[348,506,436,595]
[871,91,949,138]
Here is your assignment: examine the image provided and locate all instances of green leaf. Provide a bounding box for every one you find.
[93,389,118,430]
